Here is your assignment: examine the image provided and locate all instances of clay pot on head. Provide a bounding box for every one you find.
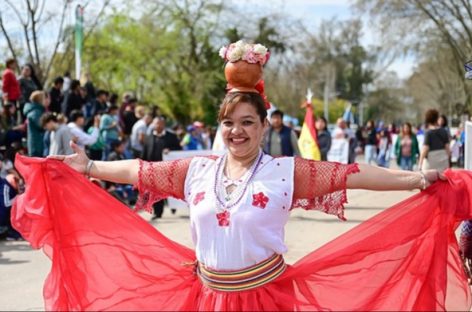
[224,61,263,92]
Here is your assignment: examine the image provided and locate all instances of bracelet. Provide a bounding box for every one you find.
[85,160,94,178]
[419,171,427,190]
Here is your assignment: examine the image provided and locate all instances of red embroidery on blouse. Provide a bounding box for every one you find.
[252,192,269,209]
[193,192,205,206]
[216,211,230,227]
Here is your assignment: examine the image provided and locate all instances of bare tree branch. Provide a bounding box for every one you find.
[83,0,111,42]
[43,0,70,83]
[27,0,42,70]
[5,0,27,25]
[0,13,19,66]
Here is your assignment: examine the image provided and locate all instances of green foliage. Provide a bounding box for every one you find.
[83,9,226,124]
[311,98,350,123]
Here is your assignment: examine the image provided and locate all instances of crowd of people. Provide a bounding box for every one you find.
[0,57,469,240]
[263,107,466,173]
[0,59,219,238]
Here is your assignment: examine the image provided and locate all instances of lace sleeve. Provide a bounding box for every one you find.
[292,157,360,220]
[134,158,192,213]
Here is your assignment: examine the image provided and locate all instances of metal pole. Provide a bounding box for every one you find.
[466,121,472,170]
[323,67,329,123]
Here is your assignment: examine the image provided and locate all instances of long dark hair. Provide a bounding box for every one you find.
[317,116,328,131]
[24,63,43,90]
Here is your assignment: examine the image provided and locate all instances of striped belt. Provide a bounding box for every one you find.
[197,254,286,292]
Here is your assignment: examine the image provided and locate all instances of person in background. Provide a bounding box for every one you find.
[142,116,181,220]
[459,123,466,168]
[84,89,109,129]
[41,113,74,156]
[24,91,48,157]
[394,122,419,171]
[122,98,139,139]
[62,71,71,92]
[108,93,119,107]
[438,114,451,139]
[264,109,300,157]
[49,77,64,114]
[106,140,135,205]
[0,153,14,179]
[81,72,96,102]
[201,125,213,150]
[364,120,377,165]
[332,118,347,139]
[315,116,331,161]
[87,114,106,161]
[0,103,25,148]
[61,79,83,119]
[118,92,133,130]
[107,140,127,161]
[377,128,391,168]
[130,107,153,158]
[181,125,203,150]
[67,110,99,149]
[419,109,450,171]
[0,172,21,240]
[2,59,21,120]
[100,105,121,160]
[345,121,358,164]
[18,64,39,118]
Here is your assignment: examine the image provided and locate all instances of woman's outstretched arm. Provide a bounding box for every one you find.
[346,163,445,191]
[48,141,139,185]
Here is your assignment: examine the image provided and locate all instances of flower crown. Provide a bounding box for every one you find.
[219,40,270,65]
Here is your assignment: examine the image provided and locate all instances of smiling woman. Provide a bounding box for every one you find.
[11,41,472,311]
[219,93,268,162]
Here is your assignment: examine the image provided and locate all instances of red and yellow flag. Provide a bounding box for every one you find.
[298,102,321,160]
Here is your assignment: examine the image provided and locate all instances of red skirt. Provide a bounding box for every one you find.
[12,155,472,311]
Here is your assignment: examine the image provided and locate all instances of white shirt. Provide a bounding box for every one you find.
[184,154,294,270]
[68,122,99,148]
[130,119,148,152]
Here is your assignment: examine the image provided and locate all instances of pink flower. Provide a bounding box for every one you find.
[243,50,259,64]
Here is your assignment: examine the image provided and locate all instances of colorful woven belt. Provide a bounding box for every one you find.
[197,253,286,292]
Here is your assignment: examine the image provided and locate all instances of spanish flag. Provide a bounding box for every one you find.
[298,102,321,160]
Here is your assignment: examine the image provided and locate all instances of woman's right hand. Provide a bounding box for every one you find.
[47,141,90,174]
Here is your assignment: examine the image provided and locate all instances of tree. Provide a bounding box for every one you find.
[356,0,472,110]
[0,0,110,86]
[82,0,227,124]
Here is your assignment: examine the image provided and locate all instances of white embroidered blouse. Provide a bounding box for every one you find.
[136,153,359,270]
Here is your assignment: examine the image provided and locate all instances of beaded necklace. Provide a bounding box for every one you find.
[213,151,263,226]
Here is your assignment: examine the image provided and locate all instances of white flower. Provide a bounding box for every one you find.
[234,40,245,48]
[219,46,227,59]
[253,44,268,56]
[227,47,244,62]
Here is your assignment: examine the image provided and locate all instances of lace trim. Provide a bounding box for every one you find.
[291,161,360,220]
[134,159,188,213]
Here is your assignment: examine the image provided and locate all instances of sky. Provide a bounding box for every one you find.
[0,0,415,79]
[238,0,415,79]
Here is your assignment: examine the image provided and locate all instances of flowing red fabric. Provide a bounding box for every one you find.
[12,155,472,311]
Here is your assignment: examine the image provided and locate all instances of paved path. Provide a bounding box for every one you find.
[0,185,416,311]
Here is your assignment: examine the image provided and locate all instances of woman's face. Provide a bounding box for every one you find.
[402,124,411,135]
[438,116,445,127]
[21,66,31,77]
[220,102,267,159]
[315,119,326,131]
